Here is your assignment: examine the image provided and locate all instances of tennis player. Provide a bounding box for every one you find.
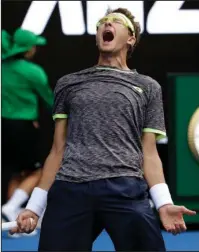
[11,8,196,251]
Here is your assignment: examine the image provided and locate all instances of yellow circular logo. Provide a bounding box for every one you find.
[188,108,199,162]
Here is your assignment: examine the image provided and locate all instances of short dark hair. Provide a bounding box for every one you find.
[106,8,141,57]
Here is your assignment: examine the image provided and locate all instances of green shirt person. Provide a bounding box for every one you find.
[1,28,54,208]
[2,28,53,120]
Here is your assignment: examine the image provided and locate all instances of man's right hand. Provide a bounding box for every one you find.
[10,209,39,234]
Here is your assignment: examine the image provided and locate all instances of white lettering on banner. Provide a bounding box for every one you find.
[21,1,199,35]
[21,1,85,35]
[58,1,85,35]
[21,1,57,34]
[147,1,199,34]
[87,1,144,35]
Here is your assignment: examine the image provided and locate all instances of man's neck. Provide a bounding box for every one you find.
[97,53,129,71]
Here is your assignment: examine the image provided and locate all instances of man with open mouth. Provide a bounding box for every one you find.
[11,7,196,251]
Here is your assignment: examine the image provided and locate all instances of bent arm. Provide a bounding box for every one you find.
[31,67,54,108]
[36,83,54,108]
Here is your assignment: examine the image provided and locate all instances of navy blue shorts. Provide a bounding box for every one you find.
[39,177,166,251]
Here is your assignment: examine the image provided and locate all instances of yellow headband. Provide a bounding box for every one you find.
[96,12,135,34]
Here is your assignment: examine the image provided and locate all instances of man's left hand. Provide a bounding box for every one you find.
[159,204,196,235]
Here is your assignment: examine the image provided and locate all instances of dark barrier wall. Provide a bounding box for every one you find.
[169,75,199,223]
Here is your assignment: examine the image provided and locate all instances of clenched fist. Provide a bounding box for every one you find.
[10,209,39,235]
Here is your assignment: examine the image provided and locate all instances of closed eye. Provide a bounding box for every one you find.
[112,17,123,24]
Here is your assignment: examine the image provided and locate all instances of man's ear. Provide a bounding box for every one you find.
[127,36,136,48]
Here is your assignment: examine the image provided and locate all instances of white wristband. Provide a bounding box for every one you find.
[26,187,48,217]
[149,183,173,210]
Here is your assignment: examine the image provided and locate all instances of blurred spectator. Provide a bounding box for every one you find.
[2,28,54,221]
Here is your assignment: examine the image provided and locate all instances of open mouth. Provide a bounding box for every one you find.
[103,30,114,42]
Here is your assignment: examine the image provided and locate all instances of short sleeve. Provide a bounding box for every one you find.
[52,80,68,121]
[27,62,48,87]
[143,83,166,140]
[33,67,48,86]
[24,62,54,108]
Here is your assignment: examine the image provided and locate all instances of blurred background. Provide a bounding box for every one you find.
[1,0,199,251]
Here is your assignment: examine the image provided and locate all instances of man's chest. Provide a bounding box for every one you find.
[65,79,147,115]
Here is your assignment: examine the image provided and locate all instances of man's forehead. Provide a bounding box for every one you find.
[102,13,131,24]
[105,13,124,18]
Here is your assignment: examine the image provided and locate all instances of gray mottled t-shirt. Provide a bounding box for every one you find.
[52,66,166,182]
